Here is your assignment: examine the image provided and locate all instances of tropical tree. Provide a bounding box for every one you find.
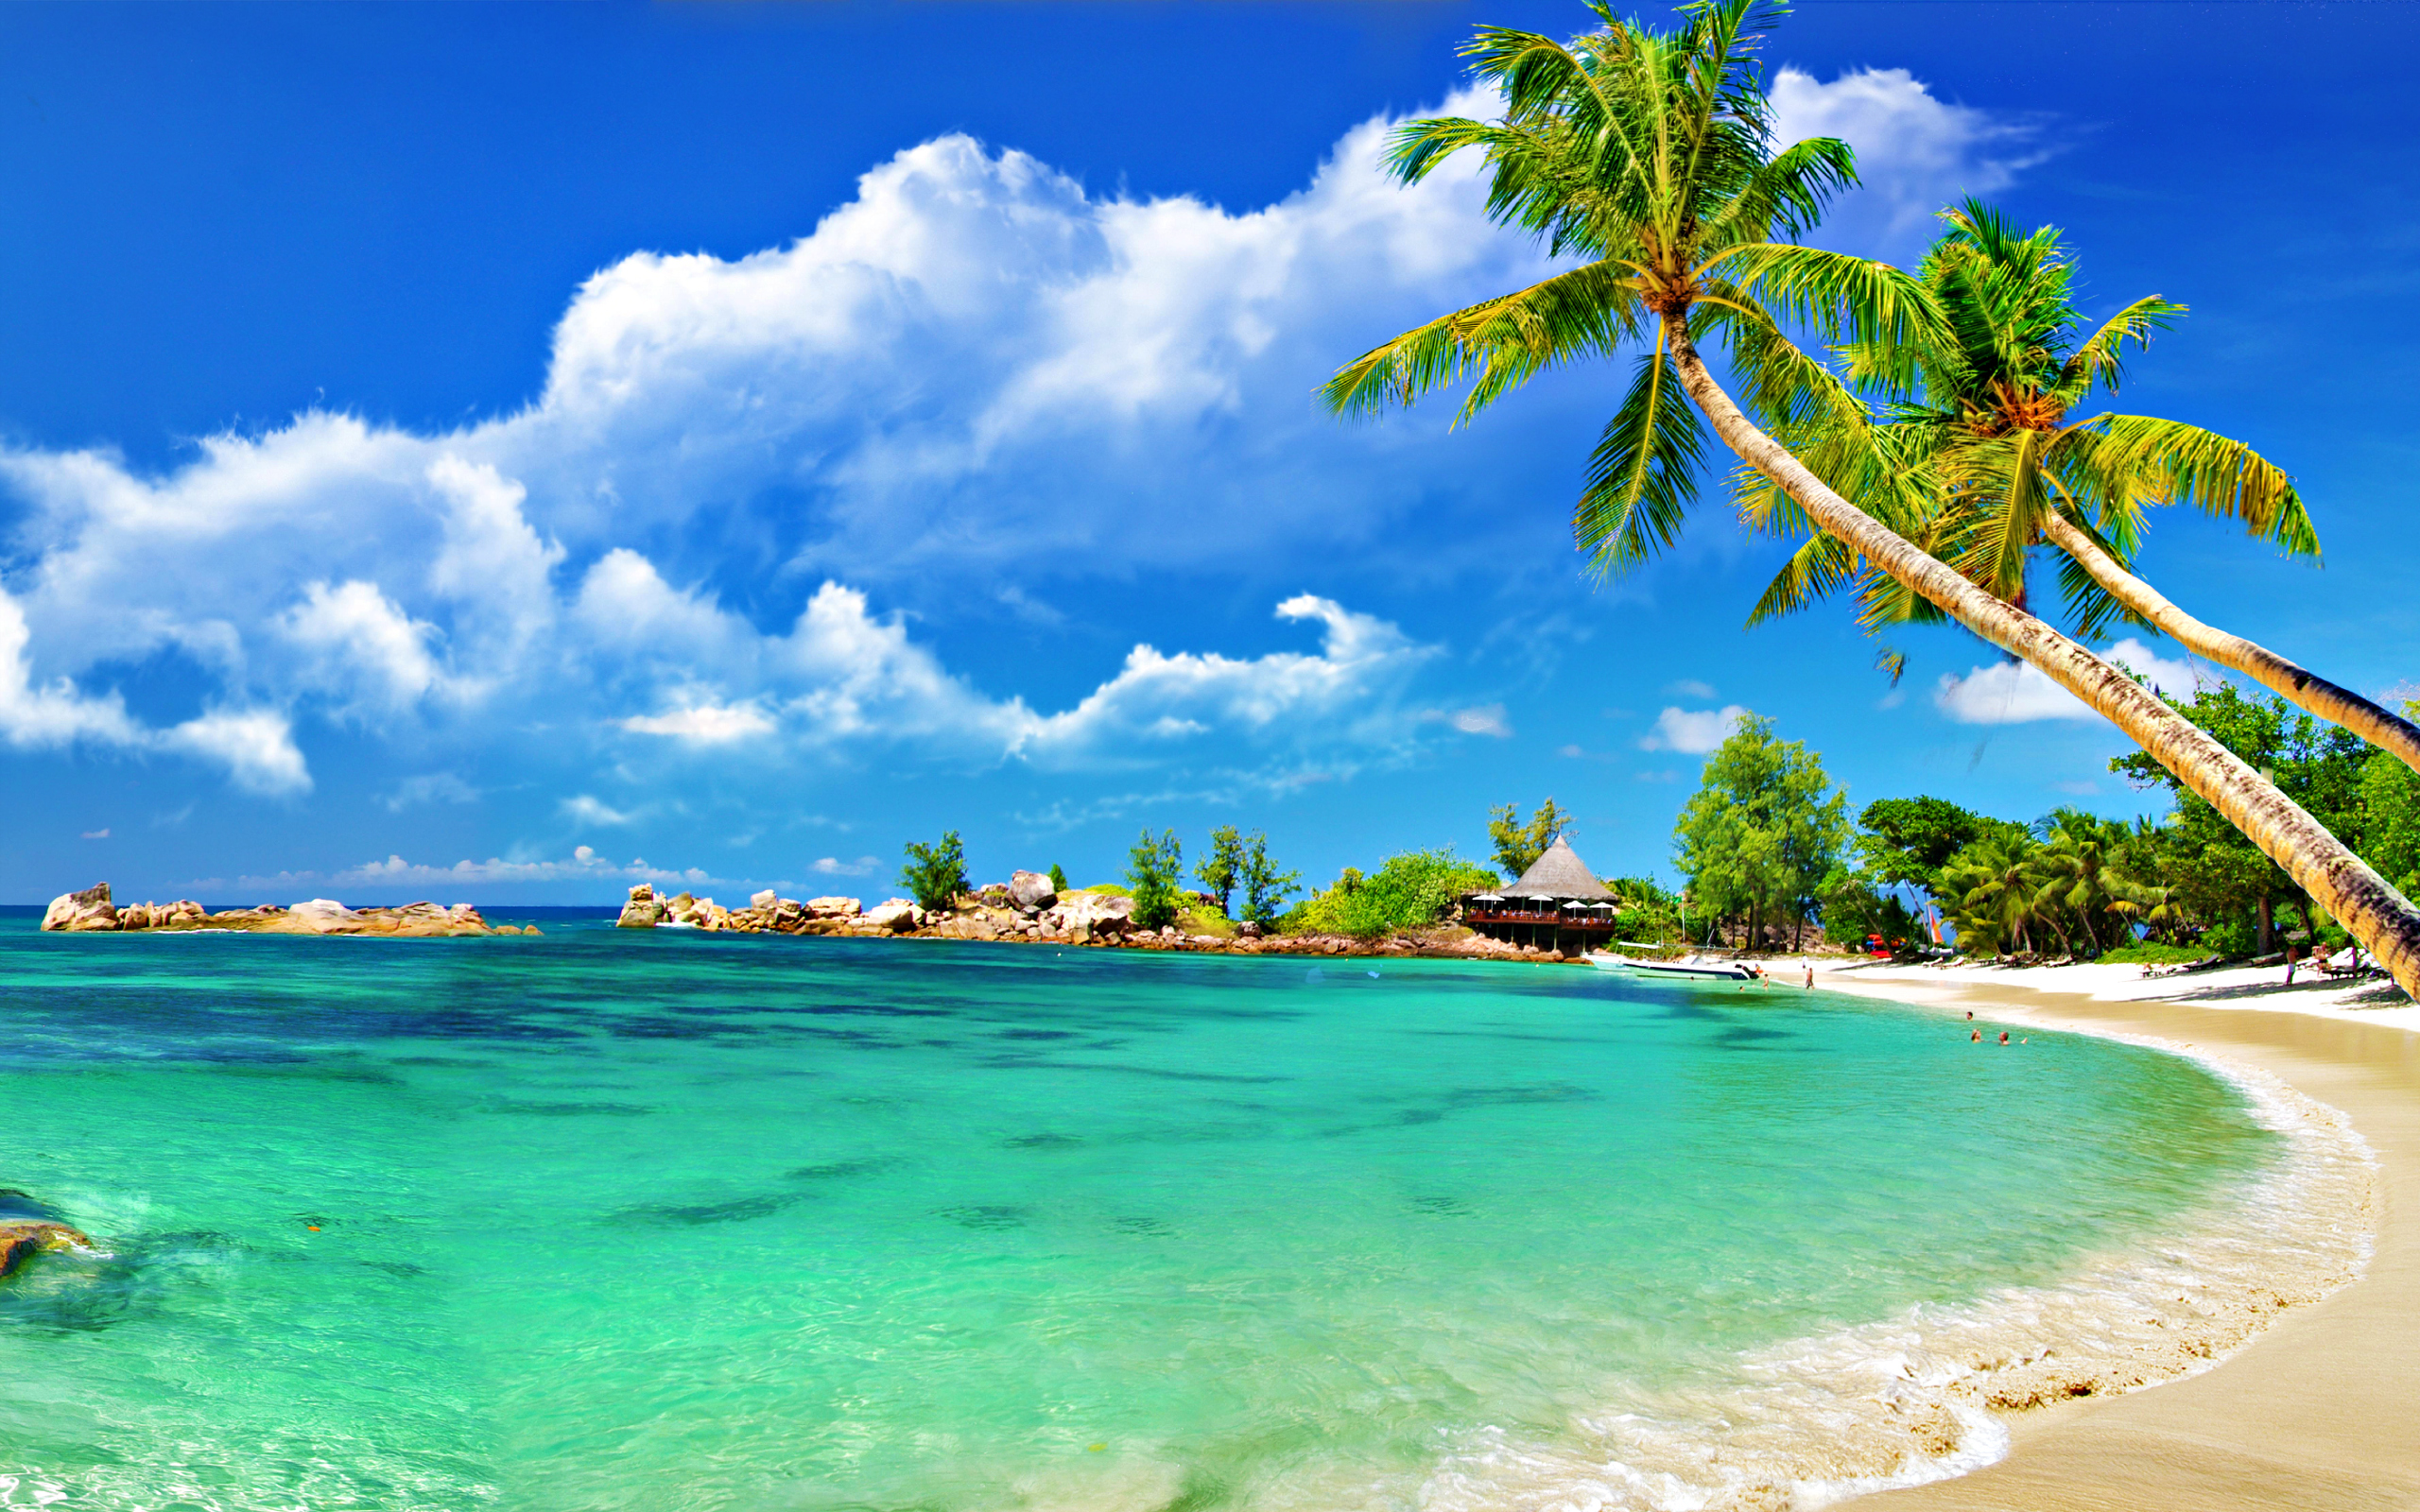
[1671,713,1847,949]
[2026,808,2130,956]
[1741,200,2420,777]
[1941,830,2041,956]
[1126,829,1186,931]
[1197,825,1248,918]
[1322,0,2420,992]
[1237,833,1304,926]
[1487,798,1573,881]
[899,831,969,913]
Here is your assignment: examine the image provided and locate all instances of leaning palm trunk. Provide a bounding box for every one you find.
[1667,319,2420,997]
[2036,508,2420,778]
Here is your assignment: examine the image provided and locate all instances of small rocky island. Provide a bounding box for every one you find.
[614,871,1554,960]
[40,883,529,936]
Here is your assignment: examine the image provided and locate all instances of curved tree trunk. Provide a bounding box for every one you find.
[1664,318,2420,998]
[2036,508,2420,778]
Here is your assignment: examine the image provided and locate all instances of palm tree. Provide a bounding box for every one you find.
[1743,201,2420,777]
[1322,0,2420,994]
[1943,831,2039,956]
[2027,808,2127,956]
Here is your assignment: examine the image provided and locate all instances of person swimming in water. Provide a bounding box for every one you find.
[1998,1031,2010,1045]
[1971,1028,1982,1042]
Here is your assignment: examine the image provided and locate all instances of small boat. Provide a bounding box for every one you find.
[1587,952,1758,981]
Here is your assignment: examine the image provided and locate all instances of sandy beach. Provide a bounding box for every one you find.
[1800,958,2420,1510]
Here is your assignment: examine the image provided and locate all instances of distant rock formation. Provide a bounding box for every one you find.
[40,883,501,937]
[610,877,1583,961]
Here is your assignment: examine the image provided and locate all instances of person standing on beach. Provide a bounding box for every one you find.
[1803,964,1812,988]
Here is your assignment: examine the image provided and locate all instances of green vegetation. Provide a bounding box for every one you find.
[2099,940,2209,967]
[1745,200,2313,650]
[1126,829,1186,931]
[1196,826,1247,917]
[1047,863,1069,894]
[1237,833,1303,926]
[898,831,969,913]
[1324,0,2420,988]
[1485,799,1570,883]
[1672,715,1847,951]
[1285,848,1498,939]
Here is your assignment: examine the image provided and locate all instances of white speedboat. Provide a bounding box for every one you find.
[1587,952,1758,981]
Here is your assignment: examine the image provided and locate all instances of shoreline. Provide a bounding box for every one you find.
[1810,962,2420,1510]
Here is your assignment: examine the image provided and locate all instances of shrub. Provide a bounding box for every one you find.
[1047,863,1069,893]
[899,831,968,912]
[2099,939,2211,966]
[1285,847,1497,938]
[1127,829,1185,930]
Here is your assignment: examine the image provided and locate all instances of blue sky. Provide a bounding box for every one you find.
[1,1,2412,904]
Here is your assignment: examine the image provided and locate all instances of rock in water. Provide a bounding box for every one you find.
[41,883,119,932]
[1008,870,1058,913]
[617,884,664,929]
[0,1218,92,1277]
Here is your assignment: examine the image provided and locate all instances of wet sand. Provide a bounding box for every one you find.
[1824,973,2420,1511]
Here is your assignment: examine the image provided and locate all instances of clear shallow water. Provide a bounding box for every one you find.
[0,917,2281,1510]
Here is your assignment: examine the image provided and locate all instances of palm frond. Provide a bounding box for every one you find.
[1746,530,1861,623]
[2048,294,2184,404]
[1322,262,1644,421]
[2087,415,2320,556]
[1574,348,1710,572]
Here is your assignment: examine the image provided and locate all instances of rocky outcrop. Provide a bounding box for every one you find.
[617,885,665,928]
[862,899,925,933]
[42,883,120,932]
[41,884,498,937]
[1007,869,1057,913]
[599,876,1586,962]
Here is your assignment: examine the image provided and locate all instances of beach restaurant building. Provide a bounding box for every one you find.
[1460,836,1617,954]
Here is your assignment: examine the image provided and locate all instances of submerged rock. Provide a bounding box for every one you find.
[0,1221,92,1278]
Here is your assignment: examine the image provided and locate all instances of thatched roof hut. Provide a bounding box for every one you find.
[1501,836,1613,900]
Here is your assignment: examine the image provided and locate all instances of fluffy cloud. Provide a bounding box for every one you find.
[1933,639,2211,725]
[0,69,2021,805]
[1639,705,1752,754]
[1770,66,2043,254]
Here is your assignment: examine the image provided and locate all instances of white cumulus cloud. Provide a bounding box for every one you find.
[1640,705,1751,754]
[1770,66,2043,254]
[1933,639,2211,725]
[0,68,2026,806]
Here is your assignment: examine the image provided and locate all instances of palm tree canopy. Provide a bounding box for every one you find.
[1322,0,1923,573]
[1742,198,2320,644]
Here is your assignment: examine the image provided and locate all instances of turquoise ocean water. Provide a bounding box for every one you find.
[0,916,2280,1510]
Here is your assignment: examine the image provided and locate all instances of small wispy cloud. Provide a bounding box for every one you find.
[1663,679,1717,700]
[79,827,109,839]
[560,793,639,827]
[810,855,881,877]
[1431,704,1511,737]
[1638,705,1750,754]
[382,772,481,811]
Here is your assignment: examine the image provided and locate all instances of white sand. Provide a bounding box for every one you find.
[1784,956,2420,1511]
